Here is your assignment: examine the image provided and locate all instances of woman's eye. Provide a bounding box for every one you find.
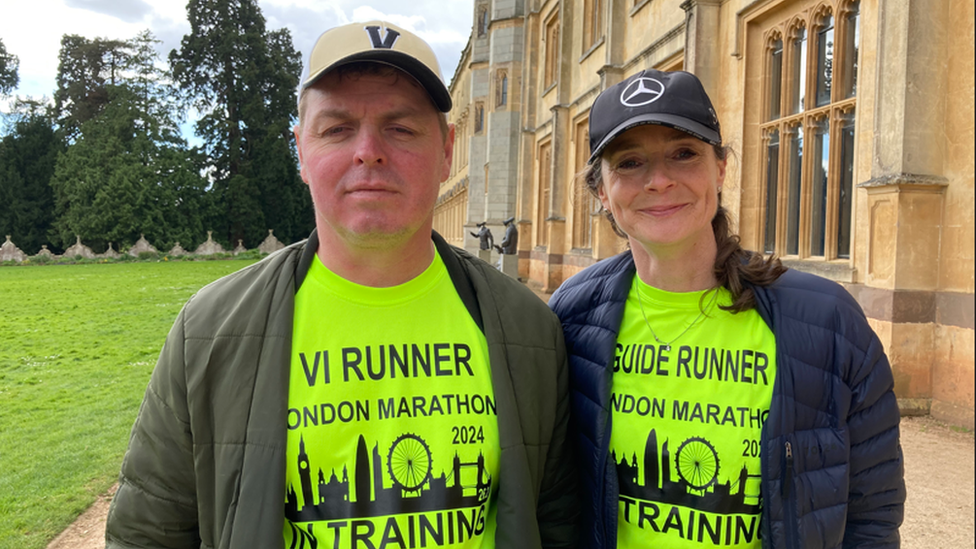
[616,159,642,170]
[674,148,698,160]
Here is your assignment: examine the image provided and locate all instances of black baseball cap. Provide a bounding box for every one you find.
[588,69,722,164]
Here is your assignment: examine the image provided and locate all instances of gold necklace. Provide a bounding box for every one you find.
[633,275,720,352]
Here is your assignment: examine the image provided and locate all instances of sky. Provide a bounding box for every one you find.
[0,0,475,109]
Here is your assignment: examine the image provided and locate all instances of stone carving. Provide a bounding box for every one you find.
[233,239,247,255]
[64,235,96,259]
[99,243,121,259]
[128,234,158,257]
[258,230,285,254]
[34,245,59,259]
[168,242,188,256]
[1,235,27,263]
[194,231,226,255]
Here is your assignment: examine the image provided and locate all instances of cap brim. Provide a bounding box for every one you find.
[588,113,721,164]
[302,50,452,113]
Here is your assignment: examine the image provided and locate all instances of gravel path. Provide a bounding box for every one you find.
[46,414,974,548]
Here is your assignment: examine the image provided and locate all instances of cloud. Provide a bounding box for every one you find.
[63,0,153,24]
[260,1,472,84]
[0,0,474,110]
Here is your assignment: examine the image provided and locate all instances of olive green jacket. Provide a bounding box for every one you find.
[105,231,577,548]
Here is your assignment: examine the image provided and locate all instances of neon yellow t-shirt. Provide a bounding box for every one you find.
[284,251,499,548]
[611,275,777,548]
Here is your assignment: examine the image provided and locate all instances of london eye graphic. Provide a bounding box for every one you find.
[386,433,433,492]
[675,436,720,491]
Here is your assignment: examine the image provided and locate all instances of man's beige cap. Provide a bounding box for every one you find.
[299,20,452,112]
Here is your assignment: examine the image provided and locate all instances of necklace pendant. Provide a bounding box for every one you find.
[664,344,671,352]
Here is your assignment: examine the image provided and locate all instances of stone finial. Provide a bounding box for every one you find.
[258,229,285,254]
[194,231,225,255]
[99,242,121,259]
[35,245,59,258]
[128,235,158,257]
[65,235,96,259]
[0,235,27,262]
[168,242,188,256]
[233,239,248,255]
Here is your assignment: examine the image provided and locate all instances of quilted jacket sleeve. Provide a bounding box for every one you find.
[105,307,201,549]
[843,320,905,549]
[536,326,580,548]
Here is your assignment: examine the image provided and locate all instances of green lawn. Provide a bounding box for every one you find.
[0,259,258,549]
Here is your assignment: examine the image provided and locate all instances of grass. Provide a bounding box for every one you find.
[0,259,258,549]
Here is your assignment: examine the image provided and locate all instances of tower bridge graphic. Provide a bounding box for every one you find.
[285,433,492,522]
[615,429,761,515]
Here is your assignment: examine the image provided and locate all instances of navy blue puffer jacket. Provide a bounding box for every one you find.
[549,251,905,549]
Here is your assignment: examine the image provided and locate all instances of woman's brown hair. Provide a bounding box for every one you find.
[580,143,786,313]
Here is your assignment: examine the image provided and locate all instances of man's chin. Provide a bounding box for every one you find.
[337,225,418,250]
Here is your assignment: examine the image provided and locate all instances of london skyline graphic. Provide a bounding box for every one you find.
[616,429,761,515]
[286,433,492,523]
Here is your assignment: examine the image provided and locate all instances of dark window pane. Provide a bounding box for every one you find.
[787,126,803,255]
[837,116,855,258]
[842,2,860,98]
[816,16,834,107]
[792,28,807,114]
[765,130,780,254]
[770,40,783,120]
[810,120,829,256]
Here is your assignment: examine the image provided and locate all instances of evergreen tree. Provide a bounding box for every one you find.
[170,0,312,247]
[54,35,130,143]
[0,38,18,96]
[0,100,61,254]
[50,32,209,252]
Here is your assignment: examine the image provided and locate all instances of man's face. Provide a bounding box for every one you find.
[295,69,453,251]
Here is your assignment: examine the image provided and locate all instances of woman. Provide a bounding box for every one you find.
[549,70,904,548]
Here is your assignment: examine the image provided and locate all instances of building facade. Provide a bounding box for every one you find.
[433,0,975,427]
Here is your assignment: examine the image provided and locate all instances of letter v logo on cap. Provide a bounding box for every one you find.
[365,25,401,49]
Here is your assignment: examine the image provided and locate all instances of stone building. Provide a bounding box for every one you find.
[433,0,974,427]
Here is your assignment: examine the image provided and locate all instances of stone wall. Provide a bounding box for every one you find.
[0,230,287,263]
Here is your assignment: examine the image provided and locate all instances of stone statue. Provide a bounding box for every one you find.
[470,222,494,251]
[494,217,518,255]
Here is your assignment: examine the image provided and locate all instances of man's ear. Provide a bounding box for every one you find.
[440,123,455,182]
[294,125,309,185]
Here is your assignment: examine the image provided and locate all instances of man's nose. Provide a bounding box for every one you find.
[353,127,386,166]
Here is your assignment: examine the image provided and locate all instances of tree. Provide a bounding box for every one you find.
[50,32,210,252]
[170,0,312,247]
[0,38,18,96]
[53,35,130,142]
[0,100,61,254]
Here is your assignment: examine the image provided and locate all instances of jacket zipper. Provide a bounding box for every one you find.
[783,441,798,548]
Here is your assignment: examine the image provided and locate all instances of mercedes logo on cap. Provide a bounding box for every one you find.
[620,77,665,107]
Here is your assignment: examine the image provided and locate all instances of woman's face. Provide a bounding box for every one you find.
[597,124,726,255]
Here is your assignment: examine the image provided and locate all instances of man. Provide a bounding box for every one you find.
[105,21,576,549]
